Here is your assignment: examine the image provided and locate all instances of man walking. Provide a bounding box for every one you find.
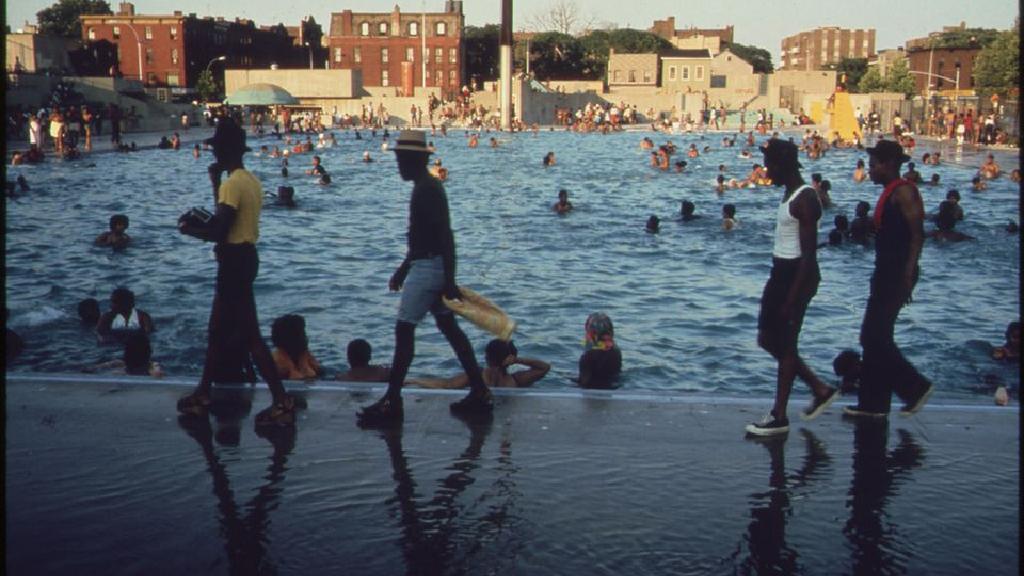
[747,140,838,436]
[357,130,494,425]
[177,116,297,427]
[845,140,933,418]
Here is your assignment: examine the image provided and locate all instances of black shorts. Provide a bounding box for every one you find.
[758,257,819,355]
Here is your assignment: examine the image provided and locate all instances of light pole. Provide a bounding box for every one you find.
[110,20,143,83]
[204,55,226,101]
[303,42,314,70]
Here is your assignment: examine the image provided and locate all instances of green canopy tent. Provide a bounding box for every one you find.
[223,83,299,106]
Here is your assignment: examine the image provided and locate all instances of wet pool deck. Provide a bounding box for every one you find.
[5,373,1019,575]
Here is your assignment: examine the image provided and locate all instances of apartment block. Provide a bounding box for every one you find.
[780,27,875,71]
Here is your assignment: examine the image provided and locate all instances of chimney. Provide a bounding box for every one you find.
[117,2,135,16]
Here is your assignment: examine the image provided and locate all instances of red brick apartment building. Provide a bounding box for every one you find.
[649,17,734,44]
[780,27,875,71]
[327,1,464,97]
[80,2,318,90]
[905,46,979,95]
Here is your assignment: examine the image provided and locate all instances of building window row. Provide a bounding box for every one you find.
[359,19,446,37]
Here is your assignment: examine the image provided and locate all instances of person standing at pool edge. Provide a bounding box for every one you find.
[357,130,493,425]
[176,116,297,426]
[846,140,933,418]
[747,139,838,436]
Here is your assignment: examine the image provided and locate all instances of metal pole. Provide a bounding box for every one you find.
[421,1,427,90]
[499,0,512,130]
[954,65,960,112]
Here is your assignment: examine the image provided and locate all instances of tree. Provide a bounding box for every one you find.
[973,29,1019,94]
[37,0,111,39]
[526,32,587,79]
[926,27,1000,50]
[196,70,218,102]
[576,29,672,79]
[528,0,594,36]
[722,42,773,73]
[887,59,917,98]
[858,67,886,93]
[464,25,500,84]
[834,57,868,92]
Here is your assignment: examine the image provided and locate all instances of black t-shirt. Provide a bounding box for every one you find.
[408,176,453,258]
[578,348,622,389]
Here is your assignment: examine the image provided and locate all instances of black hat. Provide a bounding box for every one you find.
[866,139,911,164]
[204,117,251,153]
[759,139,802,169]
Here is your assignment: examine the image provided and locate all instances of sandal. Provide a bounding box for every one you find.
[177,392,211,415]
[255,396,297,427]
[356,395,404,426]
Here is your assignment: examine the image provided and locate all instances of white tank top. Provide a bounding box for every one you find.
[773,185,818,259]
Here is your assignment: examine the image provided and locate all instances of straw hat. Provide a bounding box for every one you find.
[391,130,432,154]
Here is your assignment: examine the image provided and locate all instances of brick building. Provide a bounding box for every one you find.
[326,1,464,97]
[80,2,321,91]
[649,17,734,45]
[905,46,979,96]
[779,27,875,71]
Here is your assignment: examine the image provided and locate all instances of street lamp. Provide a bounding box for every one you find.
[302,41,314,70]
[110,20,143,82]
[205,55,227,73]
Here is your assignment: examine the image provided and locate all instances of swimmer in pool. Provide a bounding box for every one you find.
[94,213,131,249]
[271,314,324,381]
[363,151,374,163]
[928,200,973,242]
[577,313,622,389]
[971,176,986,191]
[336,339,392,382]
[429,158,448,181]
[902,162,923,184]
[853,159,867,183]
[821,214,849,247]
[543,151,556,166]
[849,200,873,244]
[553,189,574,214]
[979,154,1001,179]
[645,215,660,233]
[681,200,700,221]
[991,321,1020,362]
[1010,169,1020,182]
[83,332,163,377]
[96,287,155,342]
[339,336,395,381]
[78,297,100,326]
[722,204,738,230]
[409,339,550,389]
[715,174,726,194]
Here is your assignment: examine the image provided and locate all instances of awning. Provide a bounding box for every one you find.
[223,83,298,106]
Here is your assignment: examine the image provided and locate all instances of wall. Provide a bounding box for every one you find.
[224,69,360,99]
[607,52,658,86]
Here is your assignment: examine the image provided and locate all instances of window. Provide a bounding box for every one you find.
[449,70,455,86]
[628,70,636,83]
[681,66,689,80]
[449,48,457,64]
[382,48,389,63]
[334,47,342,62]
[378,22,388,36]
[696,65,704,80]
[167,73,180,86]
[435,48,442,64]
[145,48,154,64]
[88,27,96,40]
[170,25,177,39]
[145,26,152,40]
[354,47,362,63]
[409,21,419,36]
[643,70,652,83]
[147,72,157,84]
[612,70,621,83]
[382,70,389,86]
[424,69,431,84]
[668,66,676,81]
[435,21,447,36]
[405,47,414,61]
[113,26,120,39]
[710,75,726,88]
[171,48,178,65]
[360,22,370,36]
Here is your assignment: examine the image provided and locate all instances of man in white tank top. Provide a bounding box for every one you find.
[747,140,839,436]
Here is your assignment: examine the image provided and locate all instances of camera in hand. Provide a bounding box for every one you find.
[178,206,214,239]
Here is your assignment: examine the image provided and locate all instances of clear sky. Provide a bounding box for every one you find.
[7,0,1019,64]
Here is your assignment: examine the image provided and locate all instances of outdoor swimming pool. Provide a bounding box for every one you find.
[4,128,1020,401]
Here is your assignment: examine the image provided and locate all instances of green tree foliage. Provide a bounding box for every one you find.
[196,70,218,102]
[722,42,773,73]
[577,29,672,79]
[37,0,111,38]
[834,57,868,91]
[973,29,1019,93]
[858,67,886,93]
[887,59,917,98]
[464,25,500,83]
[926,28,1000,50]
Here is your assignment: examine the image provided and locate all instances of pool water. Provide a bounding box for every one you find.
[5,129,1020,401]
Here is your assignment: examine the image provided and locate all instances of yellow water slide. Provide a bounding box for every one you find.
[828,90,859,141]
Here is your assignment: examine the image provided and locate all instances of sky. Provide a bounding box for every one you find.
[6,0,1019,64]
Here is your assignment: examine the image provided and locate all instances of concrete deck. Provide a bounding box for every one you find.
[4,374,1019,575]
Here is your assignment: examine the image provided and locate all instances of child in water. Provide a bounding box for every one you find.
[271,314,323,380]
[577,313,622,389]
[722,204,738,230]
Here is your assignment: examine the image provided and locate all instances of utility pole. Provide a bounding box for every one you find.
[499,0,512,130]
